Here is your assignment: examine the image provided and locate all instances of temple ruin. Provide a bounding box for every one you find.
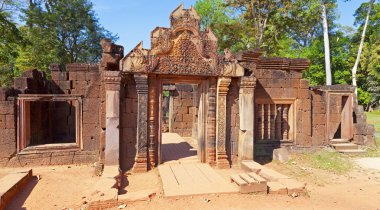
[0,4,376,172]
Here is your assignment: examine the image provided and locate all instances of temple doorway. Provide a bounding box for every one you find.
[157,78,208,164]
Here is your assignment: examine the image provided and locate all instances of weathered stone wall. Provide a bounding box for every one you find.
[171,84,197,137]
[310,90,327,146]
[226,78,239,163]
[0,64,101,167]
[64,64,102,152]
[252,65,313,147]
[120,75,138,171]
[353,105,376,146]
[0,94,17,166]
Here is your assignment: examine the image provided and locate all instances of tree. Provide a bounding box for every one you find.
[0,0,24,87]
[351,1,380,110]
[321,1,332,85]
[19,0,117,72]
[351,0,375,96]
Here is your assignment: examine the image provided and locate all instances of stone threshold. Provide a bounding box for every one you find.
[18,143,80,154]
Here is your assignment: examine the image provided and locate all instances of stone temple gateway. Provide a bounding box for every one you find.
[0,5,376,172]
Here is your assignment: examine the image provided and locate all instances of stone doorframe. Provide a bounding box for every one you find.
[325,90,354,141]
[156,75,210,165]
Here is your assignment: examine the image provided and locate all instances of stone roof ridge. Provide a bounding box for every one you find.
[257,57,310,71]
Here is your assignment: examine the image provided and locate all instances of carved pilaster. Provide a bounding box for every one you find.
[133,74,149,172]
[238,76,256,160]
[207,78,217,165]
[148,75,157,168]
[216,77,231,168]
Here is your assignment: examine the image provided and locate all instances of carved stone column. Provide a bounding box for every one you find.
[133,74,149,172]
[216,77,231,168]
[103,71,122,166]
[148,75,156,168]
[282,105,289,140]
[238,76,256,160]
[207,77,217,165]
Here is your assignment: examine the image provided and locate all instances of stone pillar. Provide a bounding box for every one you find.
[133,74,148,172]
[207,78,217,165]
[148,75,156,168]
[103,71,122,166]
[238,76,256,160]
[216,77,231,168]
[168,91,174,133]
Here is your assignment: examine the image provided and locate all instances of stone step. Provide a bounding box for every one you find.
[267,181,287,195]
[331,143,359,150]
[230,173,267,194]
[337,149,366,154]
[0,170,33,210]
[258,168,289,182]
[329,139,350,144]
[241,160,265,173]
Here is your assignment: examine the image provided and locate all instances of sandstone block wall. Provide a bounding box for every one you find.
[310,90,327,146]
[226,78,240,163]
[0,96,17,166]
[120,75,138,171]
[171,84,197,137]
[0,65,101,167]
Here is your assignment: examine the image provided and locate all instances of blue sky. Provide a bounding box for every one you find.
[91,0,367,52]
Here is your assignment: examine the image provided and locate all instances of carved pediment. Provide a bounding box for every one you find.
[120,4,245,77]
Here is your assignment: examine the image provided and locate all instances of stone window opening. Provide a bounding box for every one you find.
[255,102,295,142]
[17,94,82,152]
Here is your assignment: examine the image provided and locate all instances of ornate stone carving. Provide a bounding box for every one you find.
[120,4,222,76]
[207,78,217,165]
[239,76,256,94]
[133,74,149,172]
[120,42,148,73]
[148,75,157,168]
[282,104,289,140]
[216,77,231,168]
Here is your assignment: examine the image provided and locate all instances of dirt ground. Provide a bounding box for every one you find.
[2,158,380,210]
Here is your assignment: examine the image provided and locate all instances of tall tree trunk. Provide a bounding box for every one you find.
[321,2,332,85]
[352,0,374,96]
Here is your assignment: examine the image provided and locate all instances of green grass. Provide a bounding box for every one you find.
[365,111,380,156]
[310,151,353,173]
[288,151,353,174]
[366,110,380,132]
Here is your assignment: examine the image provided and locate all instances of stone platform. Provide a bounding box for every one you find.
[158,163,238,197]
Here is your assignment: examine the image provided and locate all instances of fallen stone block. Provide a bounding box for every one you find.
[267,181,287,195]
[118,188,158,203]
[277,178,307,195]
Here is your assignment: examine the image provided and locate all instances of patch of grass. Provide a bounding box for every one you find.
[365,136,380,157]
[365,111,380,157]
[285,151,352,174]
[310,151,353,173]
[366,110,380,132]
